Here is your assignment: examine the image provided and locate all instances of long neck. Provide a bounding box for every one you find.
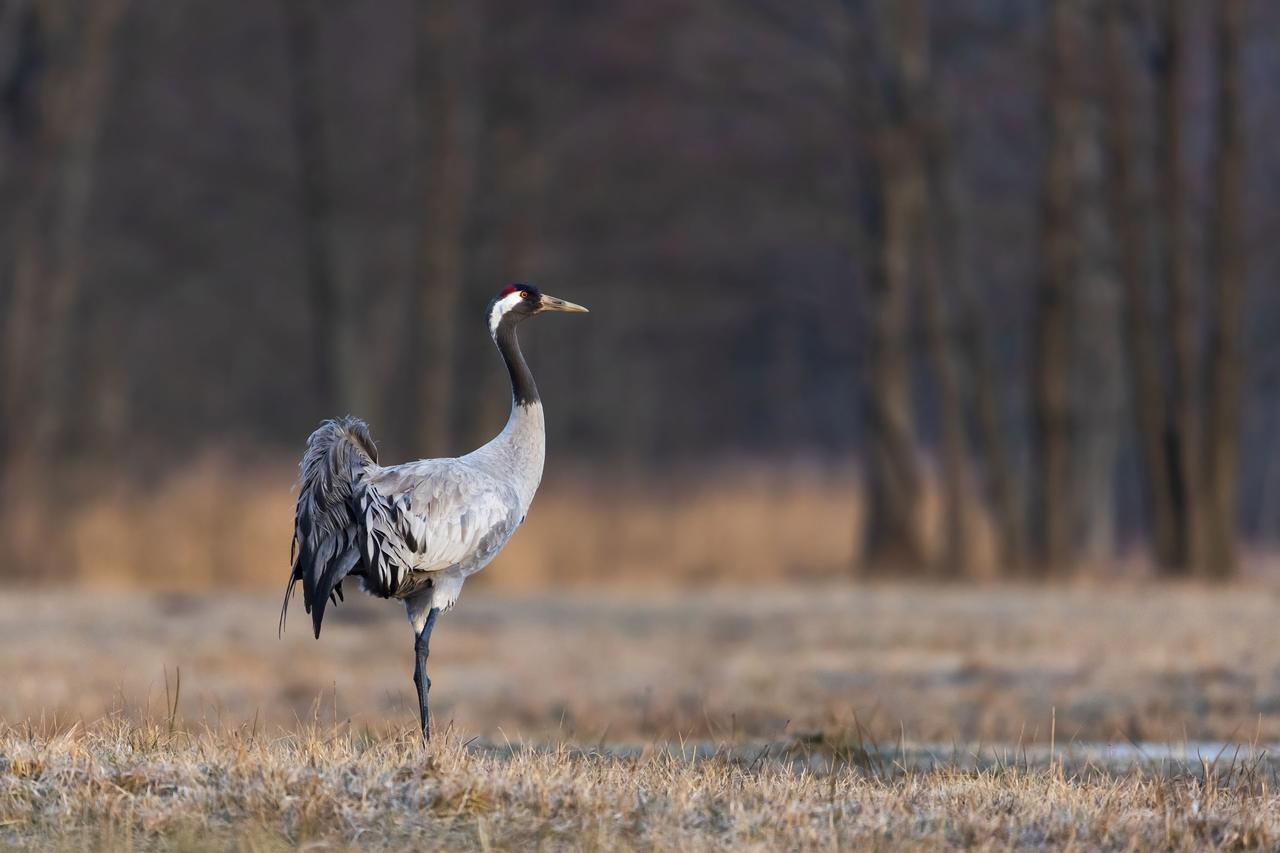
[495,322,538,406]
[465,322,545,512]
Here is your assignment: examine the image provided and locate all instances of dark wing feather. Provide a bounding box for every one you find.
[281,421,525,638]
[280,417,378,638]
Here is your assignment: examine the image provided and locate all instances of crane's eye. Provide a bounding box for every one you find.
[520,290,530,300]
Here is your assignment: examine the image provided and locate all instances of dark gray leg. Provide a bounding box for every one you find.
[413,607,440,739]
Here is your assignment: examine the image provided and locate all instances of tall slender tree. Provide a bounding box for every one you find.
[1154,0,1205,576]
[37,0,128,459]
[955,263,1024,574]
[1070,0,1125,567]
[1032,0,1083,574]
[919,25,974,577]
[846,0,929,574]
[6,0,128,465]
[919,199,970,577]
[0,0,40,480]
[0,0,127,579]
[1103,0,1179,571]
[1203,0,1245,579]
[279,0,357,417]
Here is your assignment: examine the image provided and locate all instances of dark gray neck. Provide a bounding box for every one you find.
[494,321,538,406]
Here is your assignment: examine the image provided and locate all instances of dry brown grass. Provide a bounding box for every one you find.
[1,718,1277,850]
[2,456,866,587]
[3,584,1280,745]
[3,584,1280,848]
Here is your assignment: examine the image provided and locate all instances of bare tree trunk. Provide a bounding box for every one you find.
[0,0,128,469]
[913,1,1038,577]
[848,0,928,575]
[0,0,126,579]
[1,245,40,484]
[279,0,357,416]
[920,72,972,577]
[411,0,482,457]
[935,81,1021,571]
[1032,0,1082,574]
[1154,0,1204,576]
[1202,0,1245,580]
[0,1,42,481]
[919,227,969,577]
[955,275,1023,574]
[862,192,925,574]
[1103,0,1179,571]
[35,0,128,458]
[1069,0,1123,568]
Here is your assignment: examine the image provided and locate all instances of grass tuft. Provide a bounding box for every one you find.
[0,718,1278,850]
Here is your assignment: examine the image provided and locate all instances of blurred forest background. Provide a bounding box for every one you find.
[0,0,1277,588]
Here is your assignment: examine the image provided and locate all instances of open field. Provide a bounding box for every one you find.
[3,583,1280,743]
[2,720,1279,851]
[3,583,1280,849]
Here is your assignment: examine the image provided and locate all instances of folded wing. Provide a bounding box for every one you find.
[283,420,524,639]
[362,461,523,591]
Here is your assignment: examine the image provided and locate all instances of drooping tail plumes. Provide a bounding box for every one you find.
[280,416,379,638]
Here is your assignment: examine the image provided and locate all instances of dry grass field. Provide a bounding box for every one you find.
[2,719,1278,851]
[2,583,1280,848]
[4,584,1280,743]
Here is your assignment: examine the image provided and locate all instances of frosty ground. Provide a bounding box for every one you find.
[1,584,1279,849]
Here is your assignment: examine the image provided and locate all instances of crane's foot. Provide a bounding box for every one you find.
[413,607,440,742]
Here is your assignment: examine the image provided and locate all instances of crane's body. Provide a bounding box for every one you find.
[280,284,587,737]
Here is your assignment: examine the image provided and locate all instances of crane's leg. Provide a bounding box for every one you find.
[413,607,440,740]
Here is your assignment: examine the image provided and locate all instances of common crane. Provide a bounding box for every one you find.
[280,284,588,738]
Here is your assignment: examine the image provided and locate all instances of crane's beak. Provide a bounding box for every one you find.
[539,295,589,314]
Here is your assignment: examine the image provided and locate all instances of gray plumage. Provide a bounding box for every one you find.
[280,401,544,639]
[279,284,587,739]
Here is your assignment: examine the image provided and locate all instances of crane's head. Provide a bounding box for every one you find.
[486,283,588,337]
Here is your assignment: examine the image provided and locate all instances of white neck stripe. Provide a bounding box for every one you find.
[488,292,524,337]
